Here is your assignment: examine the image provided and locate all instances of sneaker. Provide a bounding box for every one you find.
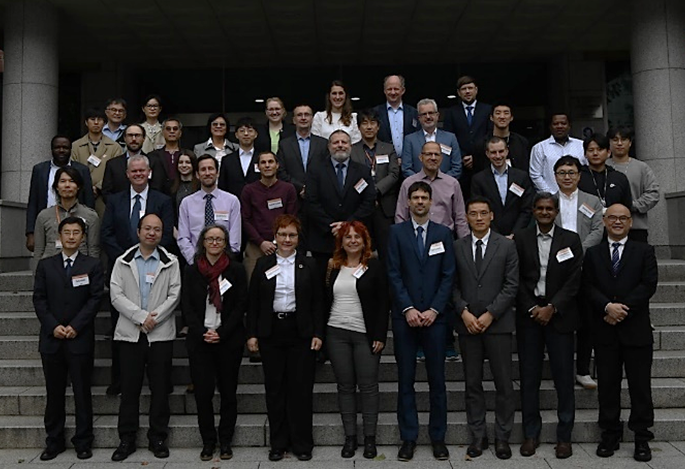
[576,374,597,389]
[445,347,460,361]
[416,348,425,362]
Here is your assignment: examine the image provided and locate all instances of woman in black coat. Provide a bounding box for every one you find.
[182,224,247,461]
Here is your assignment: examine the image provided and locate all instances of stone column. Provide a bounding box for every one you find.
[631,0,685,257]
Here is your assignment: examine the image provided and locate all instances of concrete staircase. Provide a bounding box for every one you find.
[0,260,684,448]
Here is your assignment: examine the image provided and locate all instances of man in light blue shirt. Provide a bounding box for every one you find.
[374,75,420,157]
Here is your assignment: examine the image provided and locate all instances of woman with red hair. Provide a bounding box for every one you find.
[325,221,389,459]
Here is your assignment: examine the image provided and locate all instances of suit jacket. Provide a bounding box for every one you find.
[401,129,462,179]
[470,167,534,235]
[386,221,455,318]
[555,191,604,253]
[276,133,329,194]
[324,258,389,346]
[101,152,170,201]
[452,232,519,334]
[146,148,189,188]
[254,122,296,154]
[247,253,324,339]
[25,160,95,234]
[182,258,247,350]
[350,140,400,218]
[33,253,104,354]
[514,224,583,334]
[100,188,174,261]
[217,149,261,198]
[583,240,658,346]
[373,102,420,148]
[70,134,124,190]
[443,101,493,157]
[473,131,530,173]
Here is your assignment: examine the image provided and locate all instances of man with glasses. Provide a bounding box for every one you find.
[401,99,461,179]
[146,118,187,184]
[103,98,128,148]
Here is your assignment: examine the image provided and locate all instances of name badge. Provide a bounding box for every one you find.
[214,211,229,221]
[254,163,260,173]
[579,203,595,218]
[87,155,101,167]
[439,144,452,155]
[55,240,63,249]
[375,154,390,164]
[265,265,280,279]
[412,118,418,128]
[556,247,574,263]
[267,198,283,210]
[354,178,368,194]
[139,210,145,219]
[146,273,156,284]
[148,170,153,180]
[506,159,512,167]
[353,265,368,279]
[509,183,525,197]
[72,274,89,287]
[429,241,445,256]
[219,276,232,295]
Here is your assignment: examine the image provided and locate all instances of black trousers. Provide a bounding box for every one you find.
[41,348,94,449]
[117,335,173,443]
[109,303,121,388]
[259,317,316,453]
[596,341,654,442]
[575,298,593,376]
[188,341,243,446]
[369,207,393,261]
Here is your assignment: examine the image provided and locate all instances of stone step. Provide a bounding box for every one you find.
[1,408,684,448]
[3,378,684,417]
[653,282,685,303]
[656,259,685,282]
[0,291,108,313]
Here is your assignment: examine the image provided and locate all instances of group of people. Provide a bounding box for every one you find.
[29,74,661,463]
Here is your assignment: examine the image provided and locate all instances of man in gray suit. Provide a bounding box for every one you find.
[453,196,519,460]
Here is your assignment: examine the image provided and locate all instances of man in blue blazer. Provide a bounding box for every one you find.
[401,99,461,180]
[386,181,455,462]
[373,75,420,157]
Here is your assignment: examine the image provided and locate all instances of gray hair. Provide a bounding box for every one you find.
[162,117,183,130]
[329,129,351,142]
[417,98,438,113]
[126,154,150,169]
[383,74,406,88]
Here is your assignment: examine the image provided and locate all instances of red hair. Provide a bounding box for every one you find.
[330,221,373,269]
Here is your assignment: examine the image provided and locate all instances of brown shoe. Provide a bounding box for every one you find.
[556,441,573,459]
[520,438,539,457]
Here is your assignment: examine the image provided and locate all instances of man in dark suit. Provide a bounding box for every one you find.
[305,129,376,279]
[443,76,493,198]
[471,136,534,237]
[452,196,518,460]
[514,192,583,459]
[101,124,169,200]
[373,75,420,157]
[472,102,531,173]
[350,109,400,259]
[386,181,455,462]
[26,135,94,252]
[583,203,658,462]
[33,216,104,461]
[218,116,261,198]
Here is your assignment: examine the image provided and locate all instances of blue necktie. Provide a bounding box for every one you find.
[65,258,72,278]
[336,163,345,191]
[130,194,141,236]
[204,193,214,227]
[416,226,425,257]
[611,242,621,276]
[466,105,474,126]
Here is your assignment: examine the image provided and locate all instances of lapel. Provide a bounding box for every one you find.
[350,143,366,166]
[403,106,415,131]
[403,221,425,263]
[379,105,391,133]
[484,170,505,210]
[460,236,478,279]
[288,138,306,174]
[294,253,307,309]
[262,254,278,304]
[52,254,69,284]
[478,233,499,279]
[324,159,344,197]
[343,161,360,195]
[610,239,631,276]
[38,162,51,201]
[374,142,392,179]
[454,104,469,128]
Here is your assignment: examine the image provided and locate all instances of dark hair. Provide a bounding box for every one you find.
[457,75,477,89]
[137,212,163,230]
[52,166,84,199]
[143,94,162,108]
[206,113,229,137]
[485,136,508,150]
[490,101,512,115]
[607,126,633,141]
[105,97,127,109]
[170,150,200,194]
[583,133,610,152]
[257,151,278,164]
[197,154,219,171]
[125,123,146,138]
[533,191,559,210]
[194,224,230,261]
[325,80,354,127]
[273,214,302,236]
[235,116,257,130]
[553,155,582,172]
[407,181,432,199]
[549,112,570,125]
[466,196,492,212]
[356,108,381,126]
[162,117,183,130]
[58,216,86,234]
[84,108,106,121]
[51,134,71,148]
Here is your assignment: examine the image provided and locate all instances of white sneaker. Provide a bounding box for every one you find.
[576,374,597,389]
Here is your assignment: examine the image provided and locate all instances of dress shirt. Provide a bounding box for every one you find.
[134,248,160,312]
[331,157,349,186]
[204,294,221,329]
[387,102,405,155]
[529,135,587,193]
[241,179,298,246]
[411,217,429,245]
[607,236,628,261]
[297,134,311,168]
[471,229,491,261]
[62,251,79,269]
[47,160,70,208]
[239,148,254,176]
[558,189,579,233]
[462,100,477,118]
[396,170,470,238]
[103,123,126,142]
[534,225,555,297]
[423,128,437,143]
[492,164,509,205]
[130,186,149,216]
[273,252,296,312]
[199,138,237,166]
[177,187,242,263]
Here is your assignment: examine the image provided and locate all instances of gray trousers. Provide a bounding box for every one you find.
[326,326,381,437]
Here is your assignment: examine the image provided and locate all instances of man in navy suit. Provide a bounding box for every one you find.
[33,216,104,461]
[373,75,420,157]
[386,181,455,462]
[26,135,94,252]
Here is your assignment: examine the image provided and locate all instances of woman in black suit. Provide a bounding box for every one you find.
[181,224,247,461]
[325,221,389,459]
[247,214,323,462]
[254,97,295,154]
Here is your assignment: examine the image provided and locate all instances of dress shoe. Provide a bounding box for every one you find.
[397,440,416,461]
[467,437,488,458]
[40,445,65,461]
[363,436,377,459]
[186,383,194,393]
[148,439,170,458]
[200,443,214,461]
[432,440,449,460]
[219,443,233,460]
[111,440,136,461]
[106,383,121,396]
[76,447,93,460]
[495,439,512,459]
[576,374,598,389]
[634,441,652,462]
[268,448,285,461]
[295,451,312,461]
[520,438,539,456]
[341,435,358,458]
[555,441,573,459]
[596,438,620,457]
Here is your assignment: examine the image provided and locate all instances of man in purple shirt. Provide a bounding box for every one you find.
[177,155,241,263]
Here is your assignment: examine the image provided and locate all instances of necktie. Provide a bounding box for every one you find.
[204,193,214,227]
[416,226,425,258]
[336,163,345,190]
[65,258,72,278]
[130,194,141,236]
[466,105,474,126]
[475,239,483,274]
[611,242,621,276]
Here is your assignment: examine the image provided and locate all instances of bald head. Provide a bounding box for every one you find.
[603,203,632,241]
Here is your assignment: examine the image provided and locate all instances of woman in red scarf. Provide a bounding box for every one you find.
[181,224,247,461]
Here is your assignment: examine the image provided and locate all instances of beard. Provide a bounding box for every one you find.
[331,150,351,162]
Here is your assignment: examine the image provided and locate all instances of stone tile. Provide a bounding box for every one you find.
[546,455,648,468]
[0,448,42,463]
[356,461,451,469]
[70,464,166,469]
[668,440,685,455]
[0,464,73,469]
[648,455,685,469]
[165,463,259,469]
[259,461,352,469]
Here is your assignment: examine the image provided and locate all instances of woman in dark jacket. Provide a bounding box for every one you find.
[182,224,247,461]
[324,220,389,459]
[246,214,323,462]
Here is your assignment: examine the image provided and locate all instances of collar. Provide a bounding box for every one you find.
[125,151,142,159]
[548,135,571,146]
[297,132,311,141]
[491,164,508,176]
[62,251,79,264]
[423,128,438,138]
[239,148,254,157]
[131,185,149,200]
[331,157,349,168]
[206,138,229,150]
[411,217,429,232]
[201,186,218,197]
[536,224,555,238]
[559,189,578,200]
[134,247,159,261]
[462,100,478,110]
[276,252,297,264]
[107,123,126,132]
[608,236,628,246]
[386,101,403,111]
[472,229,491,245]
[418,168,442,181]
[50,160,70,170]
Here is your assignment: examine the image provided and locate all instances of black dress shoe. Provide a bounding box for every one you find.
[495,439,512,460]
[268,448,285,461]
[596,438,620,457]
[363,436,377,459]
[634,441,652,462]
[40,445,65,461]
[341,435,358,458]
[397,440,416,461]
[219,443,233,460]
[111,440,136,461]
[467,437,488,458]
[76,447,93,460]
[520,438,539,456]
[200,443,214,461]
[106,383,121,396]
[148,440,170,458]
[432,440,449,460]
[295,451,312,461]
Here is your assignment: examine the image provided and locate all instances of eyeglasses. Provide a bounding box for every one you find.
[211,122,227,128]
[467,210,491,218]
[204,237,226,244]
[145,104,160,109]
[604,215,631,223]
[418,111,438,118]
[107,108,125,114]
[555,170,578,177]
[275,232,298,239]
[164,126,180,131]
[126,133,143,138]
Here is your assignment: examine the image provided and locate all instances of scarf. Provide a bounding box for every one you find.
[197,253,230,310]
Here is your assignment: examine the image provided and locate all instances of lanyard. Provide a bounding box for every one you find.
[589,168,608,207]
